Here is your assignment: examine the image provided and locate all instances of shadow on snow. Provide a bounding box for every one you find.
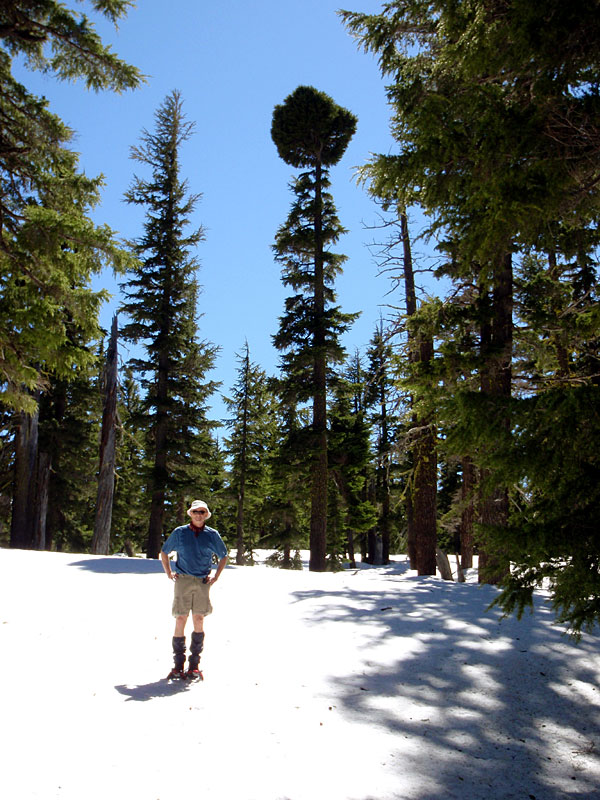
[70,557,164,574]
[292,576,600,800]
[114,679,192,701]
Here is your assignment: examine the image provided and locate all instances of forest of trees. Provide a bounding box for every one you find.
[1,2,598,636]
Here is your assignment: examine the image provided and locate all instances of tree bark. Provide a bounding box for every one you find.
[33,451,51,550]
[436,548,454,581]
[401,211,437,575]
[309,160,328,572]
[92,315,119,555]
[460,455,475,569]
[380,393,391,565]
[10,407,40,549]
[235,348,250,565]
[411,418,437,575]
[478,252,513,584]
[146,348,169,559]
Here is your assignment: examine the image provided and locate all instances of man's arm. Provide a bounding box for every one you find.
[209,556,227,585]
[160,550,177,580]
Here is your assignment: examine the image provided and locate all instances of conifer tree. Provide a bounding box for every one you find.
[343,1,600,629]
[0,1,141,411]
[36,355,102,552]
[120,91,217,559]
[111,366,147,554]
[328,360,377,568]
[223,342,276,565]
[365,324,397,565]
[91,316,119,555]
[264,387,311,567]
[271,85,358,572]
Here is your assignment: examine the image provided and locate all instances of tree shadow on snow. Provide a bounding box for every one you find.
[70,557,163,574]
[114,679,192,701]
[292,578,600,800]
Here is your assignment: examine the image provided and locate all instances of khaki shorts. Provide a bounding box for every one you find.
[172,574,213,617]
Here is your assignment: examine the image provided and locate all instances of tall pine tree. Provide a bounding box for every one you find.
[271,85,357,572]
[120,91,217,559]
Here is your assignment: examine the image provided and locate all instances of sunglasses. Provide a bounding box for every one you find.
[191,509,207,515]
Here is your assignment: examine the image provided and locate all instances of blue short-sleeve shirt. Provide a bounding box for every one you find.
[161,524,228,578]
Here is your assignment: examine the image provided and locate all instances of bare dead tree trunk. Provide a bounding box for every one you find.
[92,316,119,555]
[436,548,454,581]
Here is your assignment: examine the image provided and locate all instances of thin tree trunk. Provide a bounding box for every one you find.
[460,455,475,569]
[405,488,417,568]
[411,418,437,575]
[547,250,570,378]
[380,395,391,565]
[436,548,454,581]
[236,348,250,565]
[33,451,51,550]
[401,211,437,575]
[347,526,356,569]
[147,350,169,559]
[309,160,328,572]
[92,315,119,555]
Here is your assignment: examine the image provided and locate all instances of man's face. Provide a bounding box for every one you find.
[190,509,207,524]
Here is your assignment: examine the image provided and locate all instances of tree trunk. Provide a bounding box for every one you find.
[33,451,51,550]
[92,315,119,555]
[405,490,417,569]
[380,396,391,565]
[146,350,169,559]
[401,211,437,575]
[436,548,454,581]
[478,252,513,584]
[547,250,570,378]
[411,418,437,575]
[460,455,475,569]
[235,350,250,565]
[347,526,356,569]
[10,407,40,549]
[309,160,328,572]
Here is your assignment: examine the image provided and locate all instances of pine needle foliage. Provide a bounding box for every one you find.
[0,1,141,411]
[271,85,357,572]
[120,91,218,557]
[342,1,600,628]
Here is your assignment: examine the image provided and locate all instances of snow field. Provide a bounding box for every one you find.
[1,548,599,800]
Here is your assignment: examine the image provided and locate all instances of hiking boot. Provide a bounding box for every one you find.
[167,667,186,680]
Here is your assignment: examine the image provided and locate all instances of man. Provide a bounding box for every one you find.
[160,499,228,680]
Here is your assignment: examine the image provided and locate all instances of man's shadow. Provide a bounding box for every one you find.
[115,679,192,702]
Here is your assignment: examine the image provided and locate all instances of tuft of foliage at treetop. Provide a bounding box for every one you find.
[271,85,358,572]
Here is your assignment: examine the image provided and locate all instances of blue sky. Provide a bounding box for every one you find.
[21,1,437,421]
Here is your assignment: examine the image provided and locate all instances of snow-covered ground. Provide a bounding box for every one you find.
[1,547,599,800]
